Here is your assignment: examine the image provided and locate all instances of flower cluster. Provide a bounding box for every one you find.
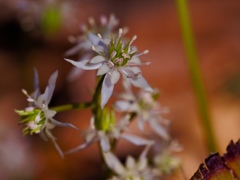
[16,14,181,179]
[65,14,126,81]
[115,89,170,140]
[16,70,76,158]
[65,28,153,108]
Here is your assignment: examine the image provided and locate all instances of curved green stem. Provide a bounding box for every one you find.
[175,0,218,152]
[93,76,105,107]
[50,102,92,113]
[50,76,105,114]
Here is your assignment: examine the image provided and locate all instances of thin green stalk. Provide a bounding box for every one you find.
[50,76,105,114]
[50,102,92,113]
[175,0,217,152]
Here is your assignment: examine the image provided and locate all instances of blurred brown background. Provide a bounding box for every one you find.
[1,0,240,179]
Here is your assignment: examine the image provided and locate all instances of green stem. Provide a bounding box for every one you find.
[175,0,217,152]
[50,76,105,114]
[92,75,105,129]
[50,102,92,113]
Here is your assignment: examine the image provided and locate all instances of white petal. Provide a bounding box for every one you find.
[149,119,169,140]
[65,141,94,155]
[35,113,42,123]
[90,55,106,64]
[88,33,108,53]
[45,120,55,129]
[130,75,153,92]
[115,100,132,111]
[44,109,56,118]
[103,152,125,175]
[45,128,56,141]
[33,68,40,92]
[48,71,58,86]
[122,76,131,89]
[111,70,120,84]
[99,132,110,152]
[50,137,64,159]
[120,67,137,77]
[88,33,102,46]
[90,116,96,129]
[36,94,45,107]
[120,134,154,146]
[101,74,114,108]
[67,67,85,82]
[30,90,39,101]
[50,118,78,129]
[93,45,105,53]
[97,64,111,76]
[67,55,92,79]
[85,130,96,142]
[126,156,136,170]
[137,157,148,171]
[44,71,58,105]
[64,41,91,56]
[65,58,101,70]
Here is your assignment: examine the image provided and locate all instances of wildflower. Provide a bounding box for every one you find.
[65,113,154,155]
[65,14,125,81]
[103,146,154,180]
[152,140,182,177]
[65,29,153,108]
[115,89,169,140]
[16,70,76,158]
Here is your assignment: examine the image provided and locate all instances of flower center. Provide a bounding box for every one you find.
[108,29,136,67]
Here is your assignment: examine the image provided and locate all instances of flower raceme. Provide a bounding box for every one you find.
[65,28,153,108]
[16,70,77,158]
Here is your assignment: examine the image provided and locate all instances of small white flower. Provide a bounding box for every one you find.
[115,89,170,140]
[65,29,153,108]
[16,70,77,158]
[103,145,154,180]
[65,115,154,155]
[65,14,126,81]
[152,140,182,176]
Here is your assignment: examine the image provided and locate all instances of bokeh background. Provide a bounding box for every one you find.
[1,0,240,179]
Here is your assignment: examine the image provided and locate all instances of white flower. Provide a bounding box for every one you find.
[65,115,154,155]
[65,14,126,81]
[65,29,153,108]
[103,145,154,180]
[115,89,170,140]
[16,70,76,158]
[152,141,182,176]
